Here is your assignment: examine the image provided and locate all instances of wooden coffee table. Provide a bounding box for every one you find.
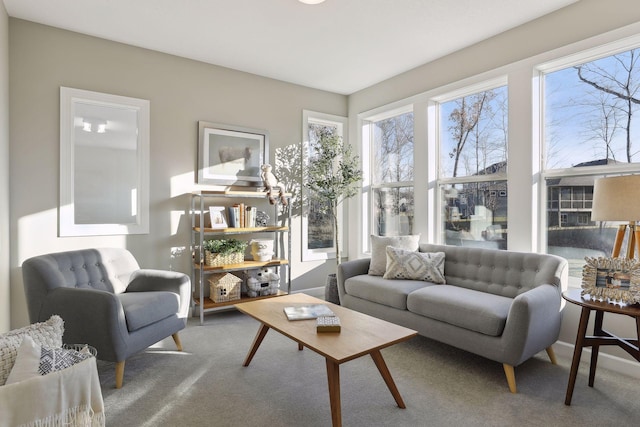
[235,293,417,427]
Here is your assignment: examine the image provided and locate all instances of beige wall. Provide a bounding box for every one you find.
[347,0,640,373]
[8,19,346,328]
[0,3,9,332]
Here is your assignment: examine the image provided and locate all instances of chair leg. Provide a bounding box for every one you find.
[503,364,517,393]
[115,361,125,389]
[172,333,183,351]
[546,346,558,365]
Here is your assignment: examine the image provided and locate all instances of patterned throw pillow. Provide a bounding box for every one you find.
[368,235,420,276]
[0,315,64,385]
[39,347,92,376]
[383,246,446,283]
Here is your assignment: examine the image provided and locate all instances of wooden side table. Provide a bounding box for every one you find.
[562,289,640,405]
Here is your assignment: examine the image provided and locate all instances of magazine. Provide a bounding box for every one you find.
[283,304,335,321]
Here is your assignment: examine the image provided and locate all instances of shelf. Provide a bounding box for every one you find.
[194,290,289,310]
[192,189,292,198]
[194,259,289,272]
[193,226,288,234]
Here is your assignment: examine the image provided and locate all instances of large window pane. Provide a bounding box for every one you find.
[442,182,507,249]
[372,112,414,184]
[545,48,640,169]
[440,86,508,178]
[373,187,414,236]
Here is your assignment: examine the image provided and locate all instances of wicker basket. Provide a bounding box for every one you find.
[208,273,242,303]
[205,251,244,267]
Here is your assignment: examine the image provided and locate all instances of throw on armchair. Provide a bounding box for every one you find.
[22,248,190,388]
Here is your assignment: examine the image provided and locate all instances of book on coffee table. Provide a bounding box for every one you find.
[283,304,335,320]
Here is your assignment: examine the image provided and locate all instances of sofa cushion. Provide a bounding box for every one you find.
[384,247,446,283]
[118,291,180,332]
[407,285,513,336]
[345,274,433,310]
[369,234,420,276]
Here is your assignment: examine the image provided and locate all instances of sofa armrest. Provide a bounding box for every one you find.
[337,258,371,301]
[127,269,191,319]
[38,287,129,362]
[501,284,563,366]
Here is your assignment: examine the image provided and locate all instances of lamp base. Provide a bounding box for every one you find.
[611,222,640,259]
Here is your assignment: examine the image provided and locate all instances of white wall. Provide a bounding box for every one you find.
[0,2,10,333]
[8,19,346,328]
[347,0,640,373]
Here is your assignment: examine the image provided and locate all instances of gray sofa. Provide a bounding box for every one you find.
[337,243,568,393]
[22,248,191,388]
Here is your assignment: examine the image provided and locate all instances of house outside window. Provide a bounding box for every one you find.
[363,108,414,249]
[437,82,508,249]
[541,46,640,280]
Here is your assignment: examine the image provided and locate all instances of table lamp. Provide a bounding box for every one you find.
[591,174,640,259]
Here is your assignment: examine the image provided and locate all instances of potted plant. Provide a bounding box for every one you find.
[304,131,362,303]
[202,238,248,266]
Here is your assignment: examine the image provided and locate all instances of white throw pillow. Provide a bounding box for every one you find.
[5,336,41,384]
[368,235,420,276]
[383,246,446,283]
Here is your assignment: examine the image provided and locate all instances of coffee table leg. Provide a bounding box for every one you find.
[370,349,406,408]
[326,359,341,427]
[565,306,591,405]
[243,324,270,367]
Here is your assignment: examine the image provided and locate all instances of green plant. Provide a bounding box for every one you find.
[202,238,248,255]
[304,131,362,267]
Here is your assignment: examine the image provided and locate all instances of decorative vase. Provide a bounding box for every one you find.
[325,273,340,305]
[250,239,274,261]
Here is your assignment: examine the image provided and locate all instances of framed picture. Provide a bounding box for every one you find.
[197,121,269,186]
[581,256,640,304]
[209,206,228,229]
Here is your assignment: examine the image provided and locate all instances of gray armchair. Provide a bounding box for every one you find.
[22,248,190,388]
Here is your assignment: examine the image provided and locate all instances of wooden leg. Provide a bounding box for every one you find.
[370,349,406,408]
[115,361,125,389]
[589,310,604,387]
[503,364,517,394]
[565,306,591,405]
[326,359,341,427]
[172,333,183,351]
[298,343,304,351]
[546,346,558,365]
[243,324,270,367]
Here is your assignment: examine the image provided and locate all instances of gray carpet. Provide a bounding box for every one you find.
[98,308,638,427]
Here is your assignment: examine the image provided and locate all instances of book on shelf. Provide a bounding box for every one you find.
[283,304,335,321]
[229,204,241,228]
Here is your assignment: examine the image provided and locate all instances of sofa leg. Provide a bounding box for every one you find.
[172,333,183,351]
[503,364,517,393]
[545,346,558,365]
[115,361,125,389]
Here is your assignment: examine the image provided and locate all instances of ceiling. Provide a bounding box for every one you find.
[3,0,578,95]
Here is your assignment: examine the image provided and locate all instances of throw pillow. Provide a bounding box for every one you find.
[383,246,446,283]
[368,234,420,276]
[0,315,64,386]
[4,336,41,384]
[39,347,92,376]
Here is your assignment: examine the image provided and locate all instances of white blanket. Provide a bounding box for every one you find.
[0,357,104,427]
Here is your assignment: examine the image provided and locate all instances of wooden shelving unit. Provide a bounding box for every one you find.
[190,190,291,325]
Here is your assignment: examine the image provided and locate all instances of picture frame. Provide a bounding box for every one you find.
[197,121,268,186]
[581,256,640,304]
[209,206,228,229]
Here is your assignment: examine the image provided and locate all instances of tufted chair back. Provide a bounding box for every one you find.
[419,243,568,299]
[22,248,140,324]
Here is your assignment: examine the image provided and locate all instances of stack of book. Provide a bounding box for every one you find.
[227,204,257,228]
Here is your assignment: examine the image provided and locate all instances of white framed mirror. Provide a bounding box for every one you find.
[59,87,150,236]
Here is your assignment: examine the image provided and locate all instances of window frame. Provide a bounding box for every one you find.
[301,110,348,262]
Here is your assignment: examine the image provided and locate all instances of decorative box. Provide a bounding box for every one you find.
[208,272,242,303]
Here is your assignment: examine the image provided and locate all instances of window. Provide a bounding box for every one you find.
[301,110,347,261]
[363,108,414,250]
[437,83,508,249]
[541,46,640,282]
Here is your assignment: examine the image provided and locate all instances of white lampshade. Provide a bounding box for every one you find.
[591,175,640,221]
